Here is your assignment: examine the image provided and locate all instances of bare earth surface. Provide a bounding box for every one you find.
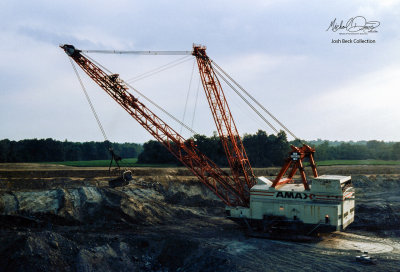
[0,163,400,271]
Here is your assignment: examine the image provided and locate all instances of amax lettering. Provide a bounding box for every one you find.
[275,191,315,200]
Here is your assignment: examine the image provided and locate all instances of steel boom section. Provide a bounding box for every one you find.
[61,44,246,207]
[193,46,255,201]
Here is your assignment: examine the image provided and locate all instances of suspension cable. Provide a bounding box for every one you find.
[227,91,268,131]
[213,67,279,134]
[82,49,192,55]
[69,59,109,143]
[79,54,199,135]
[191,76,201,132]
[123,80,198,135]
[82,53,113,75]
[180,58,196,134]
[212,60,299,140]
[128,57,193,83]
[126,55,192,83]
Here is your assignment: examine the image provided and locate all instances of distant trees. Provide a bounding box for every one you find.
[1,134,399,165]
[138,132,400,167]
[243,130,289,167]
[137,141,178,164]
[0,139,143,163]
[137,130,291,167]
[311,140,400,161]
[192,134,227,166]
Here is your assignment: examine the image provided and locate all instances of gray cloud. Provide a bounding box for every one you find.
[1,0,399,142]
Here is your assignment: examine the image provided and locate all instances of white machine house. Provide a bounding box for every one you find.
[227,175,355,233]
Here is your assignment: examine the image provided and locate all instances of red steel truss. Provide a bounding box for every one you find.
[272,144,318,190]
[61,44,249,207]
[193,45,256,199]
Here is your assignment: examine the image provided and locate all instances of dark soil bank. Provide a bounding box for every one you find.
[0,174,400,271]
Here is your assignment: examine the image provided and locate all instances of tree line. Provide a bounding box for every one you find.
[138,130,291,167]
[312,140,400,161]
[138,130,400,167]
[0,139,142,163]
[1,132,399,165]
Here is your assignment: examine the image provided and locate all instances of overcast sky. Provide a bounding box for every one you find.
[1,0,399,143]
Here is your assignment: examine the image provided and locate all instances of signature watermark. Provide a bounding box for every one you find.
[326,16,380,34]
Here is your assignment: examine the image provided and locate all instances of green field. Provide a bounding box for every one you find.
[45,158,400,168]
[45,158,176,168]
[312,159,400,166]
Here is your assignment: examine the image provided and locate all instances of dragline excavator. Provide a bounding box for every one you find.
[61,44,355,236]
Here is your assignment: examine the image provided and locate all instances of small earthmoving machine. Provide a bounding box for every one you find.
[107,147,133,188]
[61,44,355,236]
[356,252,376,264]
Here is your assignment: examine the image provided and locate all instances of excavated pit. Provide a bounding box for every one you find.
[0,165,400,271]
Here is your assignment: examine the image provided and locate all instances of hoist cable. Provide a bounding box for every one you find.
[212,60,299,140]
[127,57,193,83]
[225,88,267,130]
[82,49,192,55]
[83,53,113,74]
[78,54,199,136]
[69,58,109,143]
[191,76,201,132]
[180,58,196,134]
[126,55,191,83]
[213,67,279,134]
[83,47,297,139]
[122,80,199,135]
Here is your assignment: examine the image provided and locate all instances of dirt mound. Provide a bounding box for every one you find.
[0,178,224,229]
[0,173,400,271]
[0,177,231,272]
[350,176,400,237]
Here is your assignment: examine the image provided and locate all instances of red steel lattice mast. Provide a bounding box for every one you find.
[193,45,256,201]
[61,44,249,207]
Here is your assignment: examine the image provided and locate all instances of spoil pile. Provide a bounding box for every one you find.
[0,166,400,271]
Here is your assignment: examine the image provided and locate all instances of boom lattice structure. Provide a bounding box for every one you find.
[61,44,248,207]
[60,44,354,235]
[193,45,256,202]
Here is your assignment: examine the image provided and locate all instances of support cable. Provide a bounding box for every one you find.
[126,55,192,83]
[212,60,299,140]
[191,76,201,132]
[69,59,109,143]
[82,49,192,55]
[80,53,198,136]
[122,80,198,135]
[180,58,196,134]
[213,67,279,134]
[224,87,268,131]
[83,53,114,75]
